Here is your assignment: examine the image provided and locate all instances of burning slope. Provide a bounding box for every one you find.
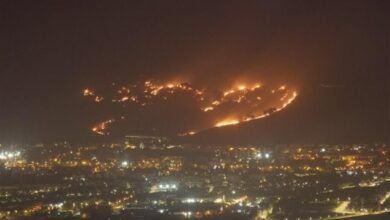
[83,79,298,136]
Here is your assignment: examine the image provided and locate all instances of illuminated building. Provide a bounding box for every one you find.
[124,135,168,150]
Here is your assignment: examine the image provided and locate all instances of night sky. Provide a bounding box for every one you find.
[0,1,388,144]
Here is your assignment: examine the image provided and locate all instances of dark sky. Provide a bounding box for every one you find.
[0,1,388,144]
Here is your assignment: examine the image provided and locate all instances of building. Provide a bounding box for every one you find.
[124,135,168,150]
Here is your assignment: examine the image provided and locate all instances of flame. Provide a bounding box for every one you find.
[94,96,104,102]
[121,96,129,102]
[83,89,94,96]
[203,106,214,112]
[223,90,235,96]
[211,100,221,106]
[83,79,298,136]
[251,83,261,90]
[215,119,239,127]
[91,119,115,135]
[211,90,298,129]
[238,85,246,91]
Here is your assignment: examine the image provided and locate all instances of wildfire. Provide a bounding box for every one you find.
[251,83,261,90]
[83,89,94,96]
[121,96,129,102]
[203,106,214,112]
[91,119,115,135]
[215,119,239,127]
[94,96,104,102]
[212,89,298,129]
[83,79,298,136]
[238,85,246,91]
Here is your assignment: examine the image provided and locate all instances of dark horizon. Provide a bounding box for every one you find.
[0,0,389,144]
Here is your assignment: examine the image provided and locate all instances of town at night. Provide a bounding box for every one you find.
[0,1,388,219]
[1,140,390,219]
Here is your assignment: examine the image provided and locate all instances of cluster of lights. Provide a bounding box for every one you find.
[0,151,21,160]
[255,152,271,159]
[120,161,129,168]
[158,184,177,190]
[182,211,192,218]
[182,198,204,203]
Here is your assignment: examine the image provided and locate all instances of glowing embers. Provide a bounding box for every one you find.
[201,83,263,112]
[201,106,213,112]
[212,89,298,129]
[83,89,94,96]
[82,79,298,136]
[144,81,201,98]
[215,119,240,127]
[92,119,115,135]
[83,80,203,105]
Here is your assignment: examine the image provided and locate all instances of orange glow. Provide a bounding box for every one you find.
[238,85,246,91]
[203,106,214,112]
[212,100,221,106]
[83,79,299,136]
[251,83,261,90]
[223,90,235,96]
[215,119,239,127]
[121,96,129,102]
[211,90,298,129]
[279,91,298,109]
[83,89,94,96]
[94,96,104,102]
[91,119,115,135]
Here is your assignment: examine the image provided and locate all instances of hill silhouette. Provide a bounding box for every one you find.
[180,84,388,145]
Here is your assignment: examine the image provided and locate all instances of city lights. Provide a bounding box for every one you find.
[0,151,21,160]
[1,1,386,220]
[0,141,387,220]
